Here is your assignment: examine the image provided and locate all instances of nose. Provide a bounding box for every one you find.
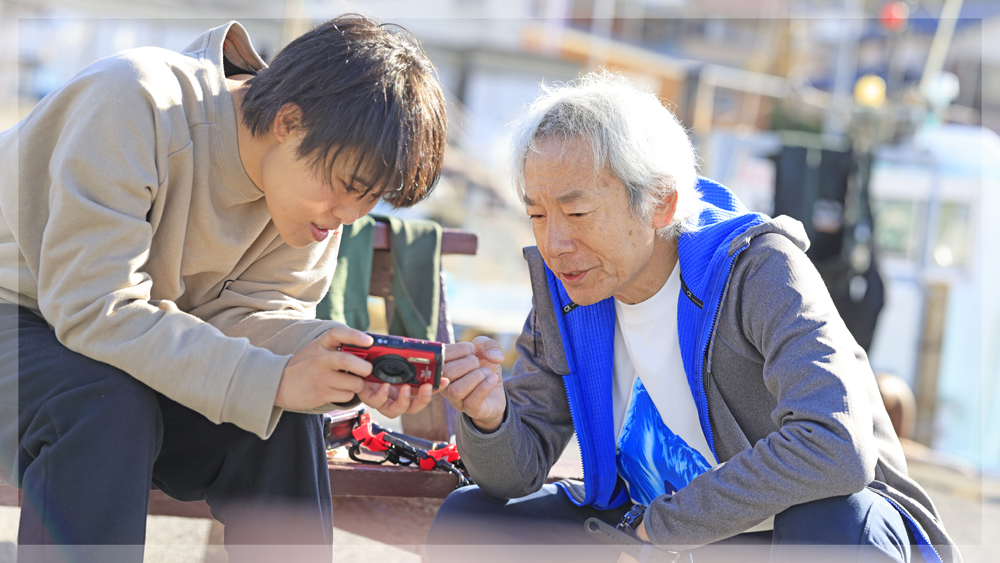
[542,216,575,257]
[334,198,377,226]
[339,210,360,226]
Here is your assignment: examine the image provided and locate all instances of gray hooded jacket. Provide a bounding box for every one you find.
[455,216,959,562]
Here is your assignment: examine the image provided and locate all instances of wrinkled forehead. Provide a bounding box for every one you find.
[528,135,598,169]
[523,137,616,205]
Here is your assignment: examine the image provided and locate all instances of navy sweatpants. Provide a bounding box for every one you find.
[426,480,915,562]
[0,305,333,563]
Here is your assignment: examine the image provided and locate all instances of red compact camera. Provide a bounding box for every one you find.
[341,333,444,390]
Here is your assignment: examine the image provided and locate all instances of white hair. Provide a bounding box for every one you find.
[510,70,703,239]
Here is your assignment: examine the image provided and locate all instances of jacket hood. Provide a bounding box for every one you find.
[676,178,772,309]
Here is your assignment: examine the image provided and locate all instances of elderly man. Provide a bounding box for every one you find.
[431,72,958,563]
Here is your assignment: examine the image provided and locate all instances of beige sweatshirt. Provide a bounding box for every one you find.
[0,22,346,439]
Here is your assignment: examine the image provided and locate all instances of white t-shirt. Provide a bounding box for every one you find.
[612,263,717,468]
[612,263,775,532]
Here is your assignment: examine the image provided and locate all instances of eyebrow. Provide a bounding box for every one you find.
[524,189,591,207]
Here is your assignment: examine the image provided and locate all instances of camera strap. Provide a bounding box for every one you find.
[584,517,685,563]
[325,410,472,489]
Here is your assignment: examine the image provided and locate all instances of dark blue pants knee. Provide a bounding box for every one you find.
[772,489,912,562]
[428,484,914,563]
[0,305,333,563]
[427,484,631,563]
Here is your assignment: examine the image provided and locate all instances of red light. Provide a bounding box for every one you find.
[879,1,910,33]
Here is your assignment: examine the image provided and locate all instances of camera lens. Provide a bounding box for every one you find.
[371,355,416,384]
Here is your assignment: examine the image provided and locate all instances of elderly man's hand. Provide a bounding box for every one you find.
[614,523,650,563]
[442,336,506,432]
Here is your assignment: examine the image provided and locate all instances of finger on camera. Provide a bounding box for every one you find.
[320,387,359,406]
[371,396,404,418]
[406,386,434,414]
[324,370,367,394]
[361,383,407,415]
[358,381,391,406]
[321,351,372,377]
[442,353,483,381]
[386,385,415,417]
[444,341,477,362]
[319,324,373,351]
[417,381,435,399]
[471,335,505,363]
[424,378,449,395]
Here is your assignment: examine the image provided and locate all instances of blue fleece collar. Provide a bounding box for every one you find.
[676,179,768,452]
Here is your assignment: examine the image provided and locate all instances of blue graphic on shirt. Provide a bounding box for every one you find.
[615,379,714,505]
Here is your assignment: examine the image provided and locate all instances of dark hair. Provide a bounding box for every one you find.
[240,14,446,207]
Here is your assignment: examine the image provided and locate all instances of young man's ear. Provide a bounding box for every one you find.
[271,103,304,144]
[651,185,679,230]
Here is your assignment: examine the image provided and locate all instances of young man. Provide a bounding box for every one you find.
[433,72,959,563]
[0,15,446,563]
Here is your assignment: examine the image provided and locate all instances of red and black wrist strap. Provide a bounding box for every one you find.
[324,409,472,489]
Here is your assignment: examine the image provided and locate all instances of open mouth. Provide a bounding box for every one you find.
[560,269,589,284]
[311,223,330,242]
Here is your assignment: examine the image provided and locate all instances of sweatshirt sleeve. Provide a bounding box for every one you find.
[643,233,878,548]
[34,58,290,439]
[455,309,577,500]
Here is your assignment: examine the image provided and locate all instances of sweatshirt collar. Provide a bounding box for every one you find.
[205,22,269,202]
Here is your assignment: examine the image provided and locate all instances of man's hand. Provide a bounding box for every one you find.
[275,325,373,410]
[615,523,650,563]
[441,336,506,432]
[357,378,442,418]
[635,522,649,542]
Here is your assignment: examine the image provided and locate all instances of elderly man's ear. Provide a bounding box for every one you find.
[650,189,679,230]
